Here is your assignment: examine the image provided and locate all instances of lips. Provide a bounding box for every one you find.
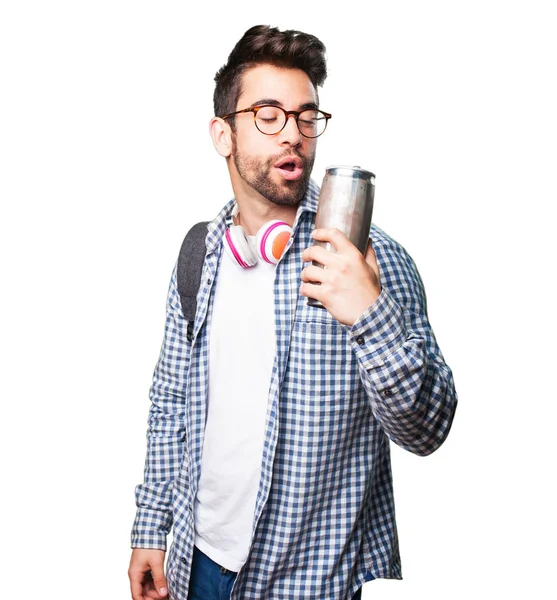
[274,155,304,181]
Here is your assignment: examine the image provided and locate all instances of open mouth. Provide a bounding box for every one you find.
[274,156,304,180]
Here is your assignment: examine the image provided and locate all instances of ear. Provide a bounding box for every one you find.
[209,117,233,157]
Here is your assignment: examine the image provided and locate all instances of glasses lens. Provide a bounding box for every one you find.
[255,106,286,134]
[298,110,328,138]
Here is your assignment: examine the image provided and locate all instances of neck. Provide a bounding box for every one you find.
[233,201,297,236]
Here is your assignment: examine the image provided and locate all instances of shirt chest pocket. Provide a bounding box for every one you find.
[278,303,366,452]
[287,299,356,400]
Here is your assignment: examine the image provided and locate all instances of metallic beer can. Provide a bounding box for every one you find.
[308,165,375,308]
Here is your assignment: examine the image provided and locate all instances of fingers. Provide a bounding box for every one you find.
[137,570,168,600]
[300,264,327,284]
[145,586,168,600]
[129,549,168,600]
[302,243,334,266]
[311,228,355,252]
[300,279,324,302]
[149,557,168,599]
[129,569,146,600]
[303,228,369,264]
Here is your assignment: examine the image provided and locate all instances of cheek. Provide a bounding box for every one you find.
[235,133,277,164]
[234,126,259,152]
[302,138,317,155]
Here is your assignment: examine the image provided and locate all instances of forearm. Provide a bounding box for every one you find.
[131,264,190,549]
[350,285,457,456]
[131,404,185,549]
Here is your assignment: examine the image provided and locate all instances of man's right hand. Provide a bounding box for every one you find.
[128,548,169,600]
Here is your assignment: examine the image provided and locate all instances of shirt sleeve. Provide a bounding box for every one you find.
[131,263,190,549]
[348,233,458,456]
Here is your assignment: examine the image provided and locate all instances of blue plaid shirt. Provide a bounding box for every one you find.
[131,179,458,600]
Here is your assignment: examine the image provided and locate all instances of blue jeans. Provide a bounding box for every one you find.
[187,546,363,599]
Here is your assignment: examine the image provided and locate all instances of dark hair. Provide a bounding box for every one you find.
[213,25,327,121]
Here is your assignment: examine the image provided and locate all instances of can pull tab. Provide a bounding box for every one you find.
[353,165,361,168]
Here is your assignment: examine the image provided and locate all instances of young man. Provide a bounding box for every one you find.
[129,25,458,600]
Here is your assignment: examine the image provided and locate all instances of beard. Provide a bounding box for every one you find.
[232,142,315,207]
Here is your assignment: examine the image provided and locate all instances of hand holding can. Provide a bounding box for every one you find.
[308,165,375,308]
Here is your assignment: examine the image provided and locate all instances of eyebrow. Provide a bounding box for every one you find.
[249,98,320,111]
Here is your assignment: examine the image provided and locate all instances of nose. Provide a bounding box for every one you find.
[278,113,303,146]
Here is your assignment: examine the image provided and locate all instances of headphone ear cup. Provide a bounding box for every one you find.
[224,224,258,268]
[255,220,292,265]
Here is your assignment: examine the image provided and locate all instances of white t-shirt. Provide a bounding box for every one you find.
[194,239,277,572]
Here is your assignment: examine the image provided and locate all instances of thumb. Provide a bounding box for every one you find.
[364,239,373,260]
[364,239,381,282]
[364,239,377,265]
[150,558,168,598]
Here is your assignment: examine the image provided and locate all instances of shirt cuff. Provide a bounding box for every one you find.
[349,287,407,366]
[130,507,172,551]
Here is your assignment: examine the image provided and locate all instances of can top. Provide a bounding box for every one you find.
[325,165,375,180]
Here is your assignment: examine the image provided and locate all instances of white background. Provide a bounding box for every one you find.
[1,1,555,598]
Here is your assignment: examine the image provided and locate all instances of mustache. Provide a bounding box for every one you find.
[270,150,313,168]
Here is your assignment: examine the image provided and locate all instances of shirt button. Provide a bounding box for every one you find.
[383,389,393,397]
[207,278,211,284]
[181,557,187,564]
[356,336,365,345]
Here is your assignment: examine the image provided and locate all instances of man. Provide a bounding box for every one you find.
[129,24,457,600]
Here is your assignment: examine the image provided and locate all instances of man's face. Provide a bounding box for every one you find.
[229,64,319,207]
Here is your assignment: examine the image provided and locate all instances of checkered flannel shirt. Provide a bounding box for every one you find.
[131,178,458,600]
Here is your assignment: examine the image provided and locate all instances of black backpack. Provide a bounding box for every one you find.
[177,222,210,342]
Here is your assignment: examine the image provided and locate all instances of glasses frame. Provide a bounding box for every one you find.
[220,104,332,138]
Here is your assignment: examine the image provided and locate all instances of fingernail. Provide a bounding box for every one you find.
[159,587,168,595]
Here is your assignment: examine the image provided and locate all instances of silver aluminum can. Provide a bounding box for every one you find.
[308,165,375,308]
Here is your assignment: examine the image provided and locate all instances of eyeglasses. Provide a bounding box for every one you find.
[221,104,332,138]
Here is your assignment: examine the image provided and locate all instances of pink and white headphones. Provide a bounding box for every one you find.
[223,203,292,268]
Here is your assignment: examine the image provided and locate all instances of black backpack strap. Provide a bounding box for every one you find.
[177,221,210,342]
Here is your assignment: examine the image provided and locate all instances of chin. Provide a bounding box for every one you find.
[266,172,310,205]
[266,181,308,206]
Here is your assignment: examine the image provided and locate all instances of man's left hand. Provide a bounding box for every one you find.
[300,228,382,327]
